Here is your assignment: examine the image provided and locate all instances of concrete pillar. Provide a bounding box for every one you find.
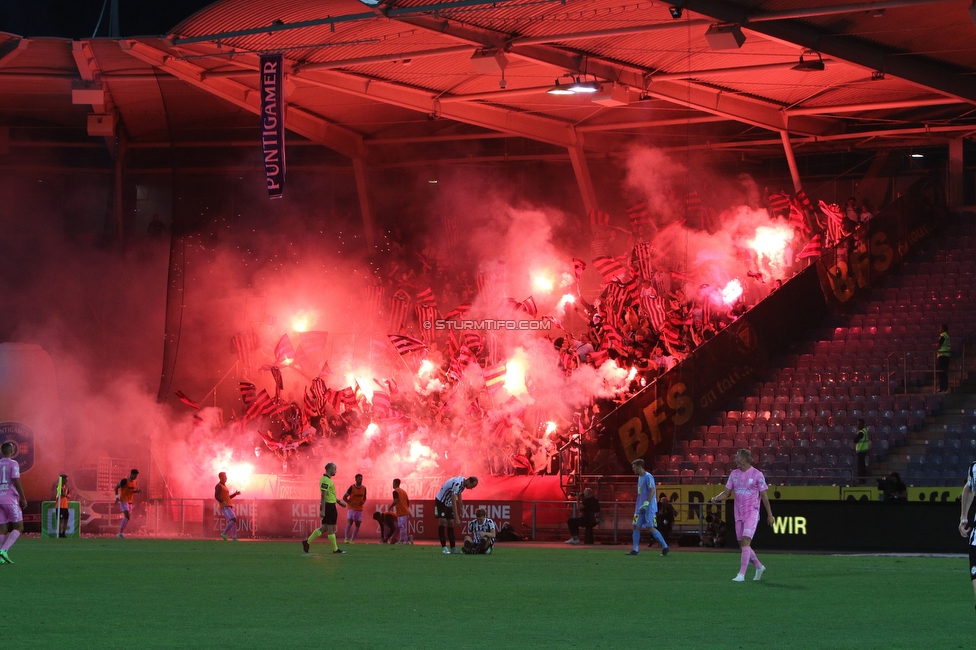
[568,146,597,215]
[949,137,965,208]
[781,131,802,194]
[352,157,375,248]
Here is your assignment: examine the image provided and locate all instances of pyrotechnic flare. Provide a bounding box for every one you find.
[721,279,743,304]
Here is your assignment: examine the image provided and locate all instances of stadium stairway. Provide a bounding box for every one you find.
[654,213,976,488]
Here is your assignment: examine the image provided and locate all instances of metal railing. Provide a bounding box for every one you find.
[527,499,712,543]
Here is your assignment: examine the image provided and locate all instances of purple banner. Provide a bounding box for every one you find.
[260,53,285,199]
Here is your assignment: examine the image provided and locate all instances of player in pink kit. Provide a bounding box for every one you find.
[0,442,28,564]
[710,449,774,582]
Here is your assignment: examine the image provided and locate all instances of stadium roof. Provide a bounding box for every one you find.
[1,0,974,169]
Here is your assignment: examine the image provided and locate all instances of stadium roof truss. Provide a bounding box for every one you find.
[1,0,975,205]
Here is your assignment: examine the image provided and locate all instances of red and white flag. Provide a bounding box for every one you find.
[796,234,823,260]
[626,202,652,232]
[593,256,627,283]
[389,289,412,333]
[388,334,427,355]
[415,286,437,307]
[231,330,260,376]
[174,390,200,410]
[274,334,295,365]
[589,209,611,229]
[483,362,507,393]
[768,192,791,215]
[444,302,472,321]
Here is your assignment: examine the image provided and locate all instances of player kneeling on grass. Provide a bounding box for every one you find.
[462,508,496,555]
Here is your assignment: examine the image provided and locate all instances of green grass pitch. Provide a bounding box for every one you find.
[3,537,970,649]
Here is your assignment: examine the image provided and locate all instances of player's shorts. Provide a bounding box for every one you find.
[463,538,493,554]
[736,511,760,540]
[434,499,455,521]
[969,546,976,581]
[120,501,133,515]
[58,508,70,520]
[221,506,236,521]
[0,501,23,526]
[633,509,658,529]
[321,503,338,526]
[397,514,409,530]
[347,509,363,523]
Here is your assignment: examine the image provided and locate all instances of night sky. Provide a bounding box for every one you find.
[0,0,214,39]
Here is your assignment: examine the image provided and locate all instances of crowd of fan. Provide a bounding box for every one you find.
[240,190,876,477]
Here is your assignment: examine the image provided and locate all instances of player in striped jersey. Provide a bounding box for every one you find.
[463,508,496,554]
[434,475,478,554]
[958,460,976,609]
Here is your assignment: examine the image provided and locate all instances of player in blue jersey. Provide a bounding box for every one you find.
[626,459,670,557]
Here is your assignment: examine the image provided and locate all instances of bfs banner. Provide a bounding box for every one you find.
[260,53,285,199]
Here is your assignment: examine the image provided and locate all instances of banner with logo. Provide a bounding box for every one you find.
[202,499,522,540]
[598,267,829,470]
[259,53,285,199]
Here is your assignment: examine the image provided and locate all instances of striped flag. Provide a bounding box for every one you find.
[626,202,652,231]
[795,189,814,212]
[338,387,359,408]
[274,334,295,365]
[641,295,670,333]
[310,377,328,404]
[269,366,284,394]
[231,330,260,376]
[303,387,319,416]
[517,296,538,318]
[483,362,507,393]
[364,284,385,317]
[442,215,461,247]
[371,389,392,416]
[444,302,472,321]
[589,209,611,229]
[388,334,427,355]
[389,289,412,333]
[593,256,627,283]
[650,219,685,260]
[661,321,683,354]
[819,200,845,245]
[239,381,257,407]
[174,390,200,410]
[796,234,823,260]
[601,324,624,351]
[634,241,654,280]
[245,389,276,420]
[415,286,437,307]
[768,192,791,215]
[462,331,484,354]
[417,304,438,343]
[789,200,810,235]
